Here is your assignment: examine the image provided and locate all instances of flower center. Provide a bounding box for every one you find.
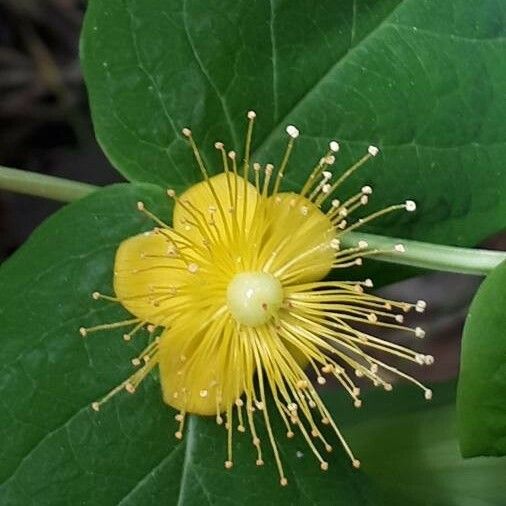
[227,272,283,327]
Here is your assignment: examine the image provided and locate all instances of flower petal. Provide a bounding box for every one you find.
[173,173,259,246]
[158,313,249,416]
[264,193,335,284]
[113,230,194,325]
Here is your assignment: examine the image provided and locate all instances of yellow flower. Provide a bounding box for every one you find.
[81,111,433,486]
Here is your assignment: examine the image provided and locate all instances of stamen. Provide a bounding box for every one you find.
[182,128,209,180]
[405,200,417,212]
[367,145,379,157]
[91,291,120,303]
[90,357,159,413]
[262,163,274,198]
[136,202,171,229]
[300,147,337,199]
[175,411,186,439]
[183,129,235,243]
[79,318,139,337]
[272,125,299,195]
[341,203,407,235]
[329,141,340,153]
[225,407,234,469]
[240,111,257,236]
[317,148,376,206]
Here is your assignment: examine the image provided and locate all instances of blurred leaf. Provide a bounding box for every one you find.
[0,185,375,505]
[345,383,506,506]
[457,259,506,458]
[82,0,506,260]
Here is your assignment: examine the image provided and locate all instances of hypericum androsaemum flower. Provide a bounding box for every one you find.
[81,111,433,486]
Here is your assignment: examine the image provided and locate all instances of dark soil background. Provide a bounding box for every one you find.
[1,0,504,383]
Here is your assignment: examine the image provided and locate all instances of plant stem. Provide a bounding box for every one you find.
[342,232,505,276]
[0,165,96,202]
[0,166,504,275]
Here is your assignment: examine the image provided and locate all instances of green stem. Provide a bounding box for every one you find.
[342,232,505,276]
[0,165,96,202]
[0,166,504,275]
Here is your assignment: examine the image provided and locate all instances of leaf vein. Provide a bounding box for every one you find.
[180,0,240,150]
[117,443,185,505]
[269,0,279,123]
[252,0,404,160]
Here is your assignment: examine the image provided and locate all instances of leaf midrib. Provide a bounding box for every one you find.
[117,443,186,505]
[252,0,405,160]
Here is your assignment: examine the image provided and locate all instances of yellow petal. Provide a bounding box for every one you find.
[158,313,247,415]
[173,173,259,246]
[264,193,335,284]
[113,230,194,326]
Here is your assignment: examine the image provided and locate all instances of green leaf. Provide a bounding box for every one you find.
[0,185,375,505]
[82,0,506,254]
[457,259,506,458]
[345,383,506,506]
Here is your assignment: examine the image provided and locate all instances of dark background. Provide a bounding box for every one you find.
[1,0,504,383]
[0,0,119,259]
